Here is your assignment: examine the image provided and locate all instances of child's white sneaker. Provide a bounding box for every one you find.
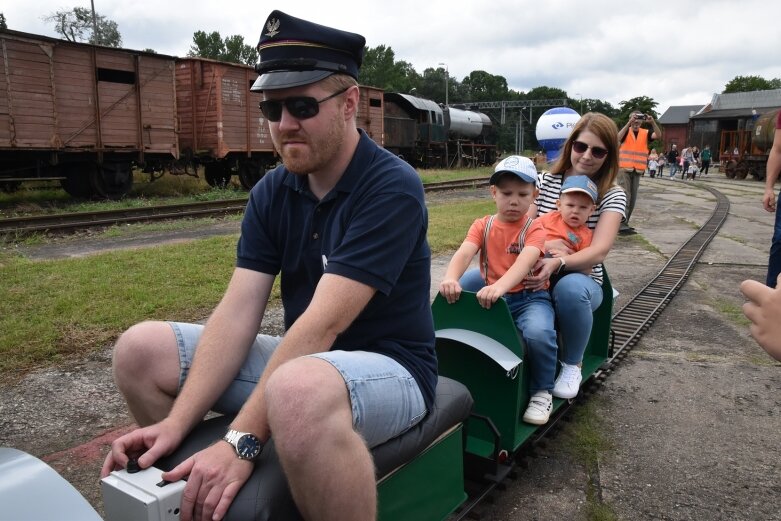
[522,391,553,425]
[552,363,582,399]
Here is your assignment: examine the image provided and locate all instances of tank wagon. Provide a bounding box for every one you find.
[383,92,496,169]
[0,29,180,198]
[719,108,779,180]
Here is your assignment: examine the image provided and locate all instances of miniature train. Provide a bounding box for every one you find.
[0,29,495,199]
[0,274,613,520]
[127,274,614,520]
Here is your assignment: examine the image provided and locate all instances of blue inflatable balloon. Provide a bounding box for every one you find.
[536,107,581,162]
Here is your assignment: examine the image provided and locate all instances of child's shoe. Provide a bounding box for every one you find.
[522,391,553,425]
[552,362,582,399]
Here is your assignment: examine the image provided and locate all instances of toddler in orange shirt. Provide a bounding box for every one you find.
[536,175,597,286]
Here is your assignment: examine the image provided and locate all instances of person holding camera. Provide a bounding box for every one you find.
[617,111,662,229]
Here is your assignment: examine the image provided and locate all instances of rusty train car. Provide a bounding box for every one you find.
[0,29,182,198]
[718,108,779,180]
[0,29,490,199]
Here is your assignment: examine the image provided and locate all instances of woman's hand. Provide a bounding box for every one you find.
[524,257,560,291]
[543,239,573,258]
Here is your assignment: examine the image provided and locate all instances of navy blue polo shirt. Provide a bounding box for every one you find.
[236,130,437,409]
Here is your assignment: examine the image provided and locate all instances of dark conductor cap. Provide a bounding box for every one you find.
[251,10,366,91]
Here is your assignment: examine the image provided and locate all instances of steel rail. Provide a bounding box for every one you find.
[0,178,492,235]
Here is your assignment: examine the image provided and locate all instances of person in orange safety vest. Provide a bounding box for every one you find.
[616,111,662,230]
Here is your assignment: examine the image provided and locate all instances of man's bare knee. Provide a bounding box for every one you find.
[113,321,179,397]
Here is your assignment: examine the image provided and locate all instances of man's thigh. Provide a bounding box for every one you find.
[169,321,281,413]
[308,350,426,448]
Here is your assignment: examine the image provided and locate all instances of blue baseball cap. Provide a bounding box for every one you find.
[561,175,598,202]
[489,155,538,185]
[251,11,366,91]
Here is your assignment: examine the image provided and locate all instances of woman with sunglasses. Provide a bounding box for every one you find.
[525,112,626,399]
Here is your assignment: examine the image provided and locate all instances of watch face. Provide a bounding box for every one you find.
[236,434,261,459]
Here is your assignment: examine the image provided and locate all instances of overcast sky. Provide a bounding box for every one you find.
[4,0,780,115]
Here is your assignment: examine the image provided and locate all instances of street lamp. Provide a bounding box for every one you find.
[576,92,583,114]
[438,62,448,106]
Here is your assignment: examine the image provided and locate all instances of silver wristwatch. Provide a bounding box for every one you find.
[222,428,263,460]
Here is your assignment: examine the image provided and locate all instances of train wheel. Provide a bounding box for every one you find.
[60,163,94,198]
[735,160,749,180]
[238,161,264,190]
[91,161,133,200]
[724,160,737,179]
[1,181,21,193]
[205,163,232,188]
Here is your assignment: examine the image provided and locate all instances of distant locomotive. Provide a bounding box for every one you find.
[0,29,495,199]
[383,92,496,169]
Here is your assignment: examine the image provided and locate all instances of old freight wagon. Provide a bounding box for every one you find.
[175,58,277,190]
[175,62,386,189]
[0,29,179,198]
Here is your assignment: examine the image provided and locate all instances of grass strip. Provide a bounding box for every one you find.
[1,197,494,376]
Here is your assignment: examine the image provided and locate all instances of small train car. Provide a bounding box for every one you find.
[0,29,179,198]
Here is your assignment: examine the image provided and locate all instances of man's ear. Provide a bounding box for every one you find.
[343,85,360,120]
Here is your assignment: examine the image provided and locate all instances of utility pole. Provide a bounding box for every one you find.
[438,63,448,106]
[90,0,100,45]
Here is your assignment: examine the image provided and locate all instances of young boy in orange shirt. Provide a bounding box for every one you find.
[439,155,558,425]
[536,175,598,288]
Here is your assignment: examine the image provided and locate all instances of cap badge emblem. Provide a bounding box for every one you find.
[265,18,281,38]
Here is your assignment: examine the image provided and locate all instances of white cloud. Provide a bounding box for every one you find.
[3,0,780,112]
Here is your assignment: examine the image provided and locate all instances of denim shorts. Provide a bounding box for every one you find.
[169,322,426,448]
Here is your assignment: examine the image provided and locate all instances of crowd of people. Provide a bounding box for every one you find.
[648,144,714,180]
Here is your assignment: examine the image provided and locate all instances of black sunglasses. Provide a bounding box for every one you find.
[258,87,350,122]
[572,140,609,159]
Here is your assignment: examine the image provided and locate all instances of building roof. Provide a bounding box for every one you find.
[708,89,781,110]
[691,106,781,120]
[658,105,705,125]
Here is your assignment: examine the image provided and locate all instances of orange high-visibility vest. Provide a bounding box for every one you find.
[619,128,649,171]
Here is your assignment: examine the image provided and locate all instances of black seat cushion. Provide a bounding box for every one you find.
[157,376,472,521]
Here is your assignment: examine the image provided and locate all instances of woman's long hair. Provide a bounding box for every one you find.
[549,112,620,200]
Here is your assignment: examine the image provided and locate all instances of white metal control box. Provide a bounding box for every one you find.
[101,466,186,521]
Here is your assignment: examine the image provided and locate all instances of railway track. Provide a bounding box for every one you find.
[453,184,730,520]
[0,178,489,235]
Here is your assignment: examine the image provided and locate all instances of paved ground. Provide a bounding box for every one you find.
[1,172,779,520]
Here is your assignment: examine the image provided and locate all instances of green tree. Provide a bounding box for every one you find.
[525,86,568,101]
[723,75,781,93]
[359,45,420,93]
[461,70,508,101]
[617,95,659,124]
[1,13,7,30]
[188,31,258,65]
[416,67,448,103]
[44,7,122,47]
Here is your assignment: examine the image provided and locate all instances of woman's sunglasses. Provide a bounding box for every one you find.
[258,87,350,122]
[572,140,608,159]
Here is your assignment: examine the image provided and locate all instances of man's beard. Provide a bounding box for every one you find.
[273,111,346,175]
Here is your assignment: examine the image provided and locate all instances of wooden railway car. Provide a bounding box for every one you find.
[176,77,385,190]
[357,85,385,146]
[0,29,179,198]
[175,58,277,190]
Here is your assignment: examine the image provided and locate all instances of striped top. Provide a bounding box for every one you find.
[534,172,627,284]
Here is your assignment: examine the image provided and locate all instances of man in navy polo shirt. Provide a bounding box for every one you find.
[102,10,436,521]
